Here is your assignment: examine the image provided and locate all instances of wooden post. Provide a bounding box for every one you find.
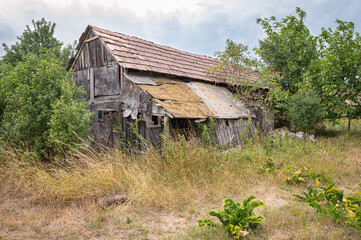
[348,117,351,131]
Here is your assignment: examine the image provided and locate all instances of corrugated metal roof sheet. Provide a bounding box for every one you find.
[138,82,200,102]
[153,99,213,119]
[186,82,255,119]
[137,77,215,119]
[72,25,260,85]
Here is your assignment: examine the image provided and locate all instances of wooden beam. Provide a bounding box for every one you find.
[84,36,99,43]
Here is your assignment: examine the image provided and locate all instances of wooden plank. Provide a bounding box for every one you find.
[90,68,94,104]
[103,45,107,63]
[106,47,113,65]
[84,43,90,69]
[84,36,100,43]
[96,39,104,66]
[89,40,97,68]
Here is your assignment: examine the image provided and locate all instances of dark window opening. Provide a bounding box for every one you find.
[170,118,188,129]
[97,110,104,122]
[152,115,159,125]
[169,118,194,140]
[226,120,229,127]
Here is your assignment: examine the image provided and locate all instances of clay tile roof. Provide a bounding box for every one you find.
[73,25,260,85]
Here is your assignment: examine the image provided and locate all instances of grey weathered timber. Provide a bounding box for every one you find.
[70,26,273,148]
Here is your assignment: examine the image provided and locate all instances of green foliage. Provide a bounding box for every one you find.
[305,20,361,122]
[257,8,361,125]
[345,183,361,232]
[0,62,12,123]
[196,117,215,146]
[283,88,323,133]
[2,18,75,68]
[256,7,317,94]
[197,196,264,238]
[209,39,272,103]
[48,77,93,154]
[260,158,282,175]
[0,50,91,156]
[282,166,329,184]
[295,183,345,223]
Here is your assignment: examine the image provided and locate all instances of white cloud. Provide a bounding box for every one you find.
[1,0,361,57]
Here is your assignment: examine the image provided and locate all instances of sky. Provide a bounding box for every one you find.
[1,0,361,57]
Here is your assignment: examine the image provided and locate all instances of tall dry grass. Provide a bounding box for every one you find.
[1,120,361,211]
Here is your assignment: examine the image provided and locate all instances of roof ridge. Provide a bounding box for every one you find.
[89,25,217,61]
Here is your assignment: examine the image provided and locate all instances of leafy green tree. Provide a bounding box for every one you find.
[2,18,75,69]
[0,61,12,124]
[209,39,273,103]
[305,20,361,122]
[48,77,93,154]
[1,50,91,156]
[256,7,317,94]
[283,88,324,133]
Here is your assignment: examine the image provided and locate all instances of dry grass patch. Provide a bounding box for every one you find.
[1,120,361,239]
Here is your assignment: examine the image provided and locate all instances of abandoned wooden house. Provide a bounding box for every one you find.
[68,25,273,147]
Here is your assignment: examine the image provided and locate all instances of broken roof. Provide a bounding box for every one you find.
[70,25,259,85]
[126,74,255,119]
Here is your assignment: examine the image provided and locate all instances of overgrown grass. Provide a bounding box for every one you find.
[1,120,361,239]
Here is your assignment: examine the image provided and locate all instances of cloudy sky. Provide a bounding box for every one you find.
[1,0,360,57]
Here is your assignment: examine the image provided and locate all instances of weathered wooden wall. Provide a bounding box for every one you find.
[71,29,159,146]
[71,28,265,148]
[214,118,256,146]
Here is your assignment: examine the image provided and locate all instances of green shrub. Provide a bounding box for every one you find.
[295,183,345,223]
[1,50,92,156]
[282,166,329,184]
[197,196,264,238]
[345,183,361,232]
[48,77,93,154]
[283,88,323,134]
[196,117,216,146]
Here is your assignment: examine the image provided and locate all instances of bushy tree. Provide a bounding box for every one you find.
[256,7,317,94]
[305,20,361,122]
[48,77,93,154]
[257,8,361,128]
[284,88,324,133]
[2,18,75,69]
[0,50,91,156]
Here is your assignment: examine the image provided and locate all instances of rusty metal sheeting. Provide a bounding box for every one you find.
[137,78,216,118]
[151,77,180,85]
[153,99,214,119]
[138,82,201,102]
[187,82,255,119]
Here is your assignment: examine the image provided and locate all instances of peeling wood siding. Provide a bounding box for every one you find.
[71,29,156,145]
[71,28,265,148]
[214,119,255,146]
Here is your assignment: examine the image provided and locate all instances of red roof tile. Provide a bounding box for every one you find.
[73,25,260,85]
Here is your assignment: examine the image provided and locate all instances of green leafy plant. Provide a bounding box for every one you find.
[197,196,264,238]
[196,117,216,146]
[295,183,345,223]
[282,166,329,184]
[345,183,361,232]
[260,158,282,175]
[283,88,324,134]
